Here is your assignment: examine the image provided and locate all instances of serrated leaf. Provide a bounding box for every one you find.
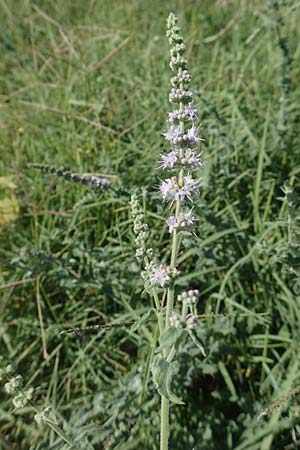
[151,355,184,405]
[188,329,206,356]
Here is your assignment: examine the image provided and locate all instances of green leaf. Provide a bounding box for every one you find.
[188,329,206,357]
[151,355,184,405]
[157,327,185,353]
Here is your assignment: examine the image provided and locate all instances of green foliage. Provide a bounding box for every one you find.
[1,0,300,449]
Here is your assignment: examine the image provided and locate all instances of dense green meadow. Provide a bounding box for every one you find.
[1,0,300,448]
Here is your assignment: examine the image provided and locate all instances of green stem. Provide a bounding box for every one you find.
[160,396,169,450]
[153,289,164,334]
[160,78,185,450]
[181,301,188,321]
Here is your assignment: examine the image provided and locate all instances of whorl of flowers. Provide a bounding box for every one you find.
[161,13,203,232]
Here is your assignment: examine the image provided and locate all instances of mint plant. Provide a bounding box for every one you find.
[131,13,204,449]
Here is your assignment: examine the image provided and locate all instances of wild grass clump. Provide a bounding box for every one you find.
[1,1,300,449]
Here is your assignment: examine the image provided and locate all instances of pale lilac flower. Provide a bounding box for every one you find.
[179,210,194,227]
[160,177,179,202]
[159,149,178,169]
[185,103,197,119]
[163,126,183,145]
[177,174,200,201]
[149,264,170,287]
[166,216,178,233]
[181,148,204,168]
[185,125,200,146]
[187,314,197,329]
[168,103,197,123]
[170,313,180,328]
[166,210,194,233]
[160,175,199,202]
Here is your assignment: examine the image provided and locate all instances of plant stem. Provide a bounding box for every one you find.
[160,79,185,450]
[160,395,169,450]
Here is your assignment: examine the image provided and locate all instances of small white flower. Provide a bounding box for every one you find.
[178,289,199,304]
[149,264,170,287]
[4,375,22,394]
[188,290,200,304]
[5,364,13,374]
[34,406,51,425]
[170,313,180,328]
[12,393,27,409]
[178,210,194,227]
[169,103,197,123]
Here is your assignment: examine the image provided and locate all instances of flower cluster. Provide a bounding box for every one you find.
[166,210,194,233]
[177,289,199,304]
[34,406,52,425]
[169,313,180,328]
[130,193,153,259]
[160,175,200,203]
[0,360,35,410]
[169,312,197,329]
[161,13,203,235]
[186,314,197,329]
[142,262,179,289]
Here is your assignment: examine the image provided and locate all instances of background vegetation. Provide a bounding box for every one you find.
[1,0,300,449]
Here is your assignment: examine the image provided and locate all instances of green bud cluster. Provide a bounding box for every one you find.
[0,359,35,410]
[130,193,152,259]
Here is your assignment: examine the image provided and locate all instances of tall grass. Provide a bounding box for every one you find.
[1,0,300,449]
